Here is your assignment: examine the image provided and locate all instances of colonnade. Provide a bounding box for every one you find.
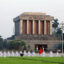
[19,20,52,35]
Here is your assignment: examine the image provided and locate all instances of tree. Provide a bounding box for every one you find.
[53,42,64,52]
[52,19,59,33]
[63,33,64,40]
[8,40,26,50]
[0,36,3,50]
[3,39,8,49]
[56,28,62,37]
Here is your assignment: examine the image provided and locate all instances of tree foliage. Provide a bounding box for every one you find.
[8,40,26,50]
[56,28,62,37]
[0,36,3,50]
[52,18,63,39]
[53,19,59,29]
[63,33,64,40]
[53,42,64,52]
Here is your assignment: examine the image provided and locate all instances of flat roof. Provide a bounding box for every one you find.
[14,12,54,22]
[21,12,46,15]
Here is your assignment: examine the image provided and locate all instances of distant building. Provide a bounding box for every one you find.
[14,12,53,35]
[13,12,61,51]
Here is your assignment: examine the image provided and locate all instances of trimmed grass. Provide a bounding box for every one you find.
[0,57,64,64]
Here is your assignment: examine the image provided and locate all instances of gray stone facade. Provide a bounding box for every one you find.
[15,35,61,51]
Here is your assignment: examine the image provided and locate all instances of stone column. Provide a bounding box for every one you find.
[44,20,46,35]
[20,20,23,34]
[27,20,30,34]
[39,20,41,34]
[33,20,35,34]
[50,21,52,35]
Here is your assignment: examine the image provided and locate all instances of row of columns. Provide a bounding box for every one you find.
[20,20,52,35]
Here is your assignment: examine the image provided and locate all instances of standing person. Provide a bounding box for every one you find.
[39,48,43,55]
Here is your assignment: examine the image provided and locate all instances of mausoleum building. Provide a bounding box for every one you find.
[13,12,61,51]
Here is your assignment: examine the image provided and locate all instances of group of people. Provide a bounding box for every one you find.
[39,48,59,57]
[0,51,36,57]
[0,51,20,57]
[0,50,59,57]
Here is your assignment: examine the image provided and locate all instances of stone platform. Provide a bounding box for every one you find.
[15,35,61,51]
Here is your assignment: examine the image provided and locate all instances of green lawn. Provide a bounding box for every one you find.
[0,57,64,64]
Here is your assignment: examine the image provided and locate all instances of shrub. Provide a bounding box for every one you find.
[8,40,26,50]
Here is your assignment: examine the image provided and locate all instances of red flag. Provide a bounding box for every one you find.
[39,48,43,55]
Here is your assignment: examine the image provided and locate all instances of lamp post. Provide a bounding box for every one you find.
[61,21,64,56]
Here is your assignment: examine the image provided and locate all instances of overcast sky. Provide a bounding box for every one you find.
[0,0,64,39]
